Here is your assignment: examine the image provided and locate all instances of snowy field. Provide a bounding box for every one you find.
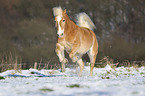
[0,64,145,96]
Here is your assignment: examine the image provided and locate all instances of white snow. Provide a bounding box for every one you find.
[0,64,145,96]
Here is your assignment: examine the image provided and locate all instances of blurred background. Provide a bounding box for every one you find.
[0,0,145,68]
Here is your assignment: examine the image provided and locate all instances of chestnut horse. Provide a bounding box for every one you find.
[53,7,98,76]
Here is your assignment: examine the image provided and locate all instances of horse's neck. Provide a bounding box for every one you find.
[65,18,77,38]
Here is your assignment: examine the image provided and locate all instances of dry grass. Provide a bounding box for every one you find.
[0,52,22,73]
[0,54,144,73]
[96,56,117,69]
[95,56,145,69]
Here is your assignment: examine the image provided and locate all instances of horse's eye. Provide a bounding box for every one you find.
[63,19,65,22]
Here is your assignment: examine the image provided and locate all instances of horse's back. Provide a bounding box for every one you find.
[79,27,96,45]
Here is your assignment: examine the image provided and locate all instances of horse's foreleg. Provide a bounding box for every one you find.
[69,43,80,62]
[56,43,67,72]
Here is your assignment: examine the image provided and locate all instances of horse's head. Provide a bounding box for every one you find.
[53,7,67,38]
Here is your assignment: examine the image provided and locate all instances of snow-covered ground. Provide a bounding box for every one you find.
[0,64,145,96]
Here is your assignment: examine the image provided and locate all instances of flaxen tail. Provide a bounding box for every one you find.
[76,12,96,31]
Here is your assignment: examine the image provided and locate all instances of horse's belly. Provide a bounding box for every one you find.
[77,45,90,55]
[64,40,91,55]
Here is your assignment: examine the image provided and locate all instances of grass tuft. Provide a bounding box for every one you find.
[39,88,53,92]
[30,72,35,74]
[67,84,81,88]
[0,76,5,80]
[101,76,110,79]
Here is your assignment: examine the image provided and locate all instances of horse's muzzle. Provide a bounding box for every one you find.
[57,33,64,38]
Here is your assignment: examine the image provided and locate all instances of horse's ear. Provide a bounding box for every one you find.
[63,9,66,14]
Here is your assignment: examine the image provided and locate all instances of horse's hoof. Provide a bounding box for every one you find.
[65,58,68,64]
[69,53,73,59]
[72,56,78,62]
[79,73,82,77]
[61,58,68,64]
[89,74,93,76]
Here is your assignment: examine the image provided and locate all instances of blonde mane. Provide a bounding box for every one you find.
[53,7,63,16]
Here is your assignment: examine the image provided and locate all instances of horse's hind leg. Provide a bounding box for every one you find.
[88,40,98,76]
[77,58,84,76]
[56,43,67,72]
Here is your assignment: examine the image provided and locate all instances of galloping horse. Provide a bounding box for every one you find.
[53,7,98,76]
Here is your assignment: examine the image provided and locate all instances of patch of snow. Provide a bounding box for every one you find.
[0,65,145,96]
